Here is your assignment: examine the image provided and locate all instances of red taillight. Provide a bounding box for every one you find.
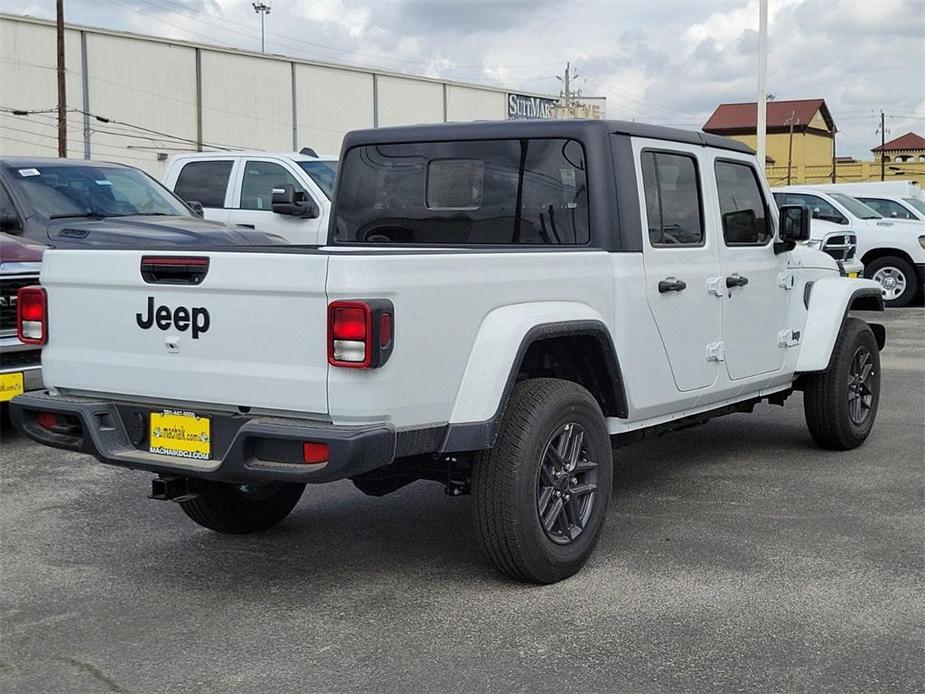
[303,442,329,464]
[329,301,372,368]
[332,305,368,341]
[17,286,47,345]
[327,299,394,369]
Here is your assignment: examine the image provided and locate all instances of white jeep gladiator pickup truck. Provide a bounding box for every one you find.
[12,120,886,584]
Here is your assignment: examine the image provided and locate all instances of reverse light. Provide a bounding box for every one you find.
[327,299,394,368]
[17,286,47,345]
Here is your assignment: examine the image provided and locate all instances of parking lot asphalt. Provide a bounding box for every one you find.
[1,308,922,693]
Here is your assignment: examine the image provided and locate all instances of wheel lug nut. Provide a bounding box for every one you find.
[571,477,578,485]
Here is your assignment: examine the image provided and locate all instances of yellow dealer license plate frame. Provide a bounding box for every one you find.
[149,409,211,461]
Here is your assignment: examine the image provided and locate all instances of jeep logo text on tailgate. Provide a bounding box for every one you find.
[136,297,210,339]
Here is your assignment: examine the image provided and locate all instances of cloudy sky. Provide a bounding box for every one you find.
[5,0,924,157]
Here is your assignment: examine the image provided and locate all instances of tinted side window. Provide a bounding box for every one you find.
[641,151,703,246]
[333,138,589,245]
[174,160,233,208]
[859,198,914,219]
[779,193,844,223]
[715,161,772,245]
[241,161,305,211]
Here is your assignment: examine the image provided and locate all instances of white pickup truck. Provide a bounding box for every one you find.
[773,186,925,307]
[164,150,337,244]
[12,120,886,584]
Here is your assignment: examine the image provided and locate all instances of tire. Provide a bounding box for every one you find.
[803,317,881,451]
[471,378,613,584]
[864,255,917,308]
[180,481,305,534]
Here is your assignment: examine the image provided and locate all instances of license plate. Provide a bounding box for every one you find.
[848,272,858,279]
[149,409,211,460]
[0,372,24,402]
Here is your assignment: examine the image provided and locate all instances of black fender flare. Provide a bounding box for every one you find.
[441,320,626,452]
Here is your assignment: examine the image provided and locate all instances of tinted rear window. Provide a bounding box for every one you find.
[332,139,589,245]
[174,160,233,208]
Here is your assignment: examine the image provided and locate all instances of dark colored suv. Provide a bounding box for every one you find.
[0,157,285,248]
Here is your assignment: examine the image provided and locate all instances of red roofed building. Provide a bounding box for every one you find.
[871,132,925,163]
[703,98,837,174]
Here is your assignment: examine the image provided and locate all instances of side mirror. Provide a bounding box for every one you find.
[1,214,22,232]
[811,207,822,219]
[890,211,898,218]
[272,184,319,219]
[186,201,204,218]
[779,204,811,242]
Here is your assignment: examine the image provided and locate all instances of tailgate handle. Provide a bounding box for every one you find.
[140,256,210,285]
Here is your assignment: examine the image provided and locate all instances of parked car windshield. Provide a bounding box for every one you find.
[903,197,925,216]
[828,192,881,220]
[4,163,190,219]
[333,138,589,245]
[297,160,337,200]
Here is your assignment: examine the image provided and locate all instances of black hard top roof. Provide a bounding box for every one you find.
[342,118,754,155]
[0,156,130,169]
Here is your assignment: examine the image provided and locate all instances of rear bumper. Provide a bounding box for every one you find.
[0,337,43,396]
[10,392,395,484]
[0,365,43,397]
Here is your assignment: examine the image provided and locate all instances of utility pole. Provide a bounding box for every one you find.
[880,110,886,181]
[56,0,67,157]
[756,0,768,172]
[252,1,271,53]
[556,62,580,118]
[785,110,799,186]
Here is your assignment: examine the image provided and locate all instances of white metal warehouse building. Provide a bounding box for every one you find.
[0,13,561,176]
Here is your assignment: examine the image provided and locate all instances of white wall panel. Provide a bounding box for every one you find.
[295,64,373,155]
[0,19,83,158]
[85,33,197,174]
[446,85,506,122]
[1,16,537,178]
[200,51,291,153]
[376,76,444,127]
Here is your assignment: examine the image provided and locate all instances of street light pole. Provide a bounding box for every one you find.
[756,0,768,173]
[252,2,271,53]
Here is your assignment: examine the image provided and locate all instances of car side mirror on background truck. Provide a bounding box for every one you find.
[779,204,811,242]
[0,213,22,233]
[186,201,205,218]
[271,184,319,219]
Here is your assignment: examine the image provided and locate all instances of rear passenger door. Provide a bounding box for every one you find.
[170,158,236,226]
[713,157,789,381]
[636,142,723,392]
[228,159,324,243]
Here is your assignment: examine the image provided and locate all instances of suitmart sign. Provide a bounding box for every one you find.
[508,94,557,120]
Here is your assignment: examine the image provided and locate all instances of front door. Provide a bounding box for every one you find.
[713,158,789,380]
[638,144,723,392]
[229,159,323,243]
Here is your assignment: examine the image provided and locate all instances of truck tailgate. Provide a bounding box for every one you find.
[40,250,329,415]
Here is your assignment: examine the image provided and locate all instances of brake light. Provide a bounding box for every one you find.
[17,286,47,345]
[327,299,394,368]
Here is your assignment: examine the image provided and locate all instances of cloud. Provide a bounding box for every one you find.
[3,0,922,157]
